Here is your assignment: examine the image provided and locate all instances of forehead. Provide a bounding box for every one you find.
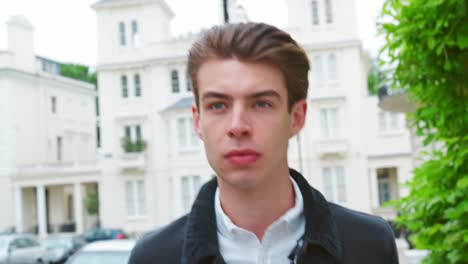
[196,58,287,98]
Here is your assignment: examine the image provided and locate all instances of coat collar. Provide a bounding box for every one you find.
[181,168,343,264]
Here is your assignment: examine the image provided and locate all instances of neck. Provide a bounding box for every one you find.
[218,168,295,241]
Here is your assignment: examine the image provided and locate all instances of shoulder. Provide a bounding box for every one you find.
[328,203,398,262]
[129,216,188,264]
[329,203,393,236]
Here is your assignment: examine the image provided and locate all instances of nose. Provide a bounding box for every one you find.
[227,106,251,139]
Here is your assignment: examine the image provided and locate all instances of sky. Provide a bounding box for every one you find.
[0,0,385,66]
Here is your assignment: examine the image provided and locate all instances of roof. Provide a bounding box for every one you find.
[91,0,174,17]
[81,240,136,252]
[163,97,194,112]
[7,16,34,30]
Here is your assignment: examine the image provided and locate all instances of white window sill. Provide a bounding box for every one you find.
[121,98,144,104]
[178,147,199,154]
[126,215,147,221]
[378,131,405,137]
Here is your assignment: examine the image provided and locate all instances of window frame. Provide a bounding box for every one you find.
[171,70,180,93]
[134,74,141,97]
[125,180,146,218]
[121,75,128,98]
[119,22,126,46]
[322,166,347,203]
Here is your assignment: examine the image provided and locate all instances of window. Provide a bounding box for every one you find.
[325,0,333,24]
[328,54,338,80]
[57,136,62,162]
[181,175,201,212]
[313,53,339,84]
[51,96,57,113]
[131,20,139,47]
[119,22,126,46]
[123,125,143,142]
[124,126,131,139]
[121,75,128,98]
[171,70,180,93]
[122,125,145,153]
[311,0,320,25]
[126,180,146,217]
[135,125,142,140]
[322,166,346,203]
[377,169,393,206]
[186,71,192,91]
[312,56,323,81]
[320,108,339,139]
[378,112,400,132]
[134,74,141,97]
[177,117,199,150]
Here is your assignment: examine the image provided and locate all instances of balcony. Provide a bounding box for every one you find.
[118,153,147,171]
[316,139,349,157]
[16,161,100,177]
[372,206,397,221]
[377,86,418,113]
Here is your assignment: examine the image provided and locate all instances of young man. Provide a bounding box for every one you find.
[129,23,398,264]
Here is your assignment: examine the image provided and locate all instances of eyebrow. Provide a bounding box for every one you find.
[201,90,282,102]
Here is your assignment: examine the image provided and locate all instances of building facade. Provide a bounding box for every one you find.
[0,16,99,237]
[92,0,415,235]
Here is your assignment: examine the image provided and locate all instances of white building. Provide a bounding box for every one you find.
[91,0,415,236]
[0,16,99,237]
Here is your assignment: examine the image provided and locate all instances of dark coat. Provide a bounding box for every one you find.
[129,168,399,264]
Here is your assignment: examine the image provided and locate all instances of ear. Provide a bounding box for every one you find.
[290,99,307,137]
[192,104,203,140]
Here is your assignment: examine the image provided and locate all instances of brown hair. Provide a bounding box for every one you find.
[187,22,310,112]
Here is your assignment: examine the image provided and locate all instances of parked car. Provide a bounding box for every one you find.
[81,228,127,243]
[65,240,135,264]
[43,234,87,264]
[0,233,48,264]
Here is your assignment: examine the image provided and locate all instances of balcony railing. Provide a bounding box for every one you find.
[16,160,99,176]
[378,86,416,113]
[118,153,147,171]
[316,139,349,157]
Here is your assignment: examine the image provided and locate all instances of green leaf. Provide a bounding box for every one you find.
[456,32,468,49]
[456,177,468,189]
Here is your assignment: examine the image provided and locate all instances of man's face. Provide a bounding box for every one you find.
[192,58,306,190]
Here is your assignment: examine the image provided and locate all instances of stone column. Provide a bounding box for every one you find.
[36,185,47,237]
[14,186,23,233]
[73,183,84,234]
[369,167,380,208]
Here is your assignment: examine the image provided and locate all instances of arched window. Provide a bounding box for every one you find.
[328,54,337,80]
[311,0,320,25]
[325,0,333,24]
[121,75,128,98]
[186,71,192,91]
[313,55,323,81]
[119,22,126,46]
[134,74,141,97]
[131,20,139,47]
[171,70,180,93]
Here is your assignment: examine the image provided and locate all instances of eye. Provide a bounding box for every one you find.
[209,102,226,111]
[255,101,272,108]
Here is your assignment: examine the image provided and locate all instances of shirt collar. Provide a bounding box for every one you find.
[214,176,304,237]
[181,168,343,264]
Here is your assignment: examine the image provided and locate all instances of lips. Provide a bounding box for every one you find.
[224,149,261,165]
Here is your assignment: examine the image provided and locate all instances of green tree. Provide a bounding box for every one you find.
[86,192,99,216]
[379,0,468,263]
[60,63,97,86]
[367,58,389,95]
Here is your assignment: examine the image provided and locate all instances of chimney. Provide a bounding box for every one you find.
[7,16,35,73]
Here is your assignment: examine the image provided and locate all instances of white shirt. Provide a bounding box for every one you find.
[215,177,305,264]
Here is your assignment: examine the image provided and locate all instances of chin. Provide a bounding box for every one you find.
[219,168,265,190]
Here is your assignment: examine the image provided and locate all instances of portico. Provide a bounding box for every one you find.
[13,161,101,237]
